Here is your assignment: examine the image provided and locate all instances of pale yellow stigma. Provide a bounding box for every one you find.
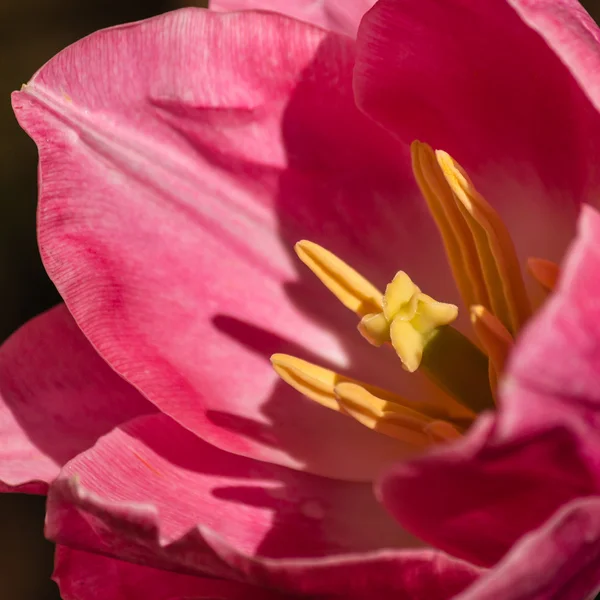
[361,270,458,372]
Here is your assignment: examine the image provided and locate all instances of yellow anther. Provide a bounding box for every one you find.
[271,354,475,422]
[411,141,489,311]
[528,257,560,294]
[470,304,514,394]
[271,354,344,411]
[334,382,433,446]
[436,151,531,334]
[294,241,383,317]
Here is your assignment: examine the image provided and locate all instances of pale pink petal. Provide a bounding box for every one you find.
[47,413,481,598]
[13,7,442,481]
[209,0,375,37]
[378,206,600,567]
[0,305,153,493]
[456,497,600,600]
[354,0,600,268]
[54,546,285,600]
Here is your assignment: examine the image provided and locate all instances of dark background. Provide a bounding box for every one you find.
[0,1,599,598]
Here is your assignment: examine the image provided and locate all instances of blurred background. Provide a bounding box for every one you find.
[1,0,600,598]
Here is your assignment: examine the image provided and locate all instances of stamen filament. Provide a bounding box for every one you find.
[295,241,383,317]
[470,305,514,394]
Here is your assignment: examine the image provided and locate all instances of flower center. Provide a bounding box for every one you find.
[272,141,559,449]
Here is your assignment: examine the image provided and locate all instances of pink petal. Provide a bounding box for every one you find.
[0,305,153,493]
[209,0,375,37]
[377,205,600,567]
[54,546,285,600]
[353,0,600,268]
[47,413,481,598]
[509,0,600,112]
[455,497,600,600]
[13,7,442,481]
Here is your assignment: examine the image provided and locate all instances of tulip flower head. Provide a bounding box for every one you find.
[4,0,600,599]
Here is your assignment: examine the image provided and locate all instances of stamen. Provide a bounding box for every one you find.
[470,305,514,394]
[334,382,433,446]
[411,141,489,310]
[294,241,383,317]
[271,354,476,422]
[527,257,560,294]
[436,151,531,334]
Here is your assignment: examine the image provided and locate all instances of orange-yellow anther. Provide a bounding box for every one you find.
[470,304,514,394]
[294,241,383,317]
[528,257,560,294]
[271,354,345,411]
[411,141,489,311]
[436,151,531,334]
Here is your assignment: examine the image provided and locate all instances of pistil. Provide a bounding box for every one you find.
[272,141,559,448]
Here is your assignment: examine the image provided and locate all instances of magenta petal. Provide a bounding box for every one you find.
[54,546,285,600]
[378,206,600,567]
[47,413,480,598]
[0,305,153,493]
[378,415,595,567]
[456,497,600,600]
[13,7,437,481]
[209,0,375,37]
[354,0,600,265]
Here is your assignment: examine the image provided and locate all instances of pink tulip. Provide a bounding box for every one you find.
[4,0,600,597]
